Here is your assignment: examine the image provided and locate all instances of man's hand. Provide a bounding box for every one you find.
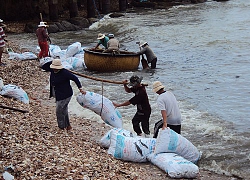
[47,37,52,44]
[162,123,167,130]
[122,80,128,85]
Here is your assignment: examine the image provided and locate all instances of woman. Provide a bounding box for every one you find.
[42,59,85,132]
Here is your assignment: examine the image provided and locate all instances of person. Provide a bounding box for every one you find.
[137,42,157,69]
[152,81,182,138]
[36,21,50,59]
[0,19,7,66]
[41,58,85,132]
[113,75,151,136]
[103,34,120,53]
[94,33,109,50]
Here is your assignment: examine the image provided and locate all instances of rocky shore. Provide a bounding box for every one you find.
[0,41,236,179]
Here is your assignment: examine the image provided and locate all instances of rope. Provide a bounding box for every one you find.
[100,81,104,116]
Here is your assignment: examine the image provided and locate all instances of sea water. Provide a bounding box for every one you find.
[9,0,250,178]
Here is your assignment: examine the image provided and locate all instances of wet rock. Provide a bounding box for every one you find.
[68,17,90,28]
[24,23,37,33]
[61,20,78,31]
[47,24,59,33]
[109,13,125,18]
[55,22,66,32]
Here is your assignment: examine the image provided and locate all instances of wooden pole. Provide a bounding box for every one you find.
[40,13,43,22]
[0,105,29,113]
[68,70,124,84]
[68,70,148,86]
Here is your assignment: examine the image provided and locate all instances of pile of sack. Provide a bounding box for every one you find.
[75,90,201,178]
[39,42,85,71]
[100,127,201,179]
[8,42,85,71]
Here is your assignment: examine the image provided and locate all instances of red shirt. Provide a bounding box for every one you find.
[36,27,48,43]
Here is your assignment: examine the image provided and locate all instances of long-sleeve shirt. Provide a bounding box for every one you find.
[42,62,82,101]
[36,27,49,43]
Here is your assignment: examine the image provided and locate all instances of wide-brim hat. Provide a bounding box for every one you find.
[50,59,63,69]
[128,75,143,87]
[97,33,105,40]
[152,81,165,93]
[140,42,148,47]
[0,19,3,23]
[38,21,48,27]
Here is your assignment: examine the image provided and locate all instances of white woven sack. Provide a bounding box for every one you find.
[49,44,62,58]
[39,57,53,67]
[66,42,81,58]
[154,128,201,163]
[65,57,84,70]
[76,91,122,128]
[0,77,4,91]
[147,153,199,178]
[0,84,29,104]
[100,128,134,149]
[108,131,156,162]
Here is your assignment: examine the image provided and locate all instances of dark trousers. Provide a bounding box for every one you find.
[132,111,151,135]
[153,119,181,138]
[56,96,71,129]
[150,58,157,69]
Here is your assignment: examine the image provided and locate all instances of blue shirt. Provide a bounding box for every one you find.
[42,62,82,101]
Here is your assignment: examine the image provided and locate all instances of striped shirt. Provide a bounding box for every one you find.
[0,27,6,48]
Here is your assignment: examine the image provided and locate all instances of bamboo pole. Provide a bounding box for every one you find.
[68,70,148,86]
[68,70,124,84]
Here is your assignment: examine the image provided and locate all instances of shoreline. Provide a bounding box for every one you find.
[0,42,236,179]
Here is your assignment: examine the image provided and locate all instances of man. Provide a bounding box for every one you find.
[94,33,109,50]
[137,42,157,69]
[103,34,120,53]
[113,75,151,136]
[152,81,182,138]
[36,21,50,59]
[0,19,7,66]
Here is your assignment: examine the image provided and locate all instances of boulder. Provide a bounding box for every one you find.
[61,20,77,31]
[68,17,90,28]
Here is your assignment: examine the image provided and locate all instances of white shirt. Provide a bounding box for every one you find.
[157,91,182,125]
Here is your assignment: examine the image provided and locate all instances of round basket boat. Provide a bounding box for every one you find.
[84,48,140,72]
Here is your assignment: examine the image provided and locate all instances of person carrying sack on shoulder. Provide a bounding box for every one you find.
[0,19,7,66]
[36,21,50,59]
